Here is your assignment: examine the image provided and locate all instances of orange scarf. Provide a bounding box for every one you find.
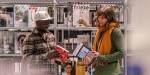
[92,22,118,55]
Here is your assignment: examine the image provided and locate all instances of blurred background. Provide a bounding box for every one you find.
[126,0,150,75]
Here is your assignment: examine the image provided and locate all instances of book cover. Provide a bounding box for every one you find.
[73,4,90,27]
[14,5,28,27]
[0,32,3,53]
[2,31,15,54]
[47,45,69,63]
[73,43,98,65]
[28,5,37,28]
[77,34,90,47]
[0,6,13,27]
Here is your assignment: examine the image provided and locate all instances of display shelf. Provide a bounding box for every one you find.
[0,27,97,31]
[0,27,56,31]
[0,27,33,31]
[0,0,123,4]
[0,0,54,4]
[0,53,76,58]
[0,54,22,57]
[57,0,123,4]
[0,53,76,57]
[56,27,97,31]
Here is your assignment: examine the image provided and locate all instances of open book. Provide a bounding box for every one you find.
[53,45,69,63]
[73,43,99,65]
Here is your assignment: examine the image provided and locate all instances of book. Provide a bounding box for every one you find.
[0,6,13,27]
[2,31,15,54]
[57,7,64,24]
[73,43,99,65]
[0,32,3,53]
[14,5,28,27]
[28,5,37,28]
[47,45,69,63]
[77,34,90,47]
[73,4,90,27]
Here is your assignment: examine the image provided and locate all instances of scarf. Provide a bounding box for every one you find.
[92,22,118,55]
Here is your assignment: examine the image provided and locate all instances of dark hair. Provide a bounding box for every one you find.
[64,62,72,68]
[61,62,72,73]
[17,34,26,43]
[96,8,117,24]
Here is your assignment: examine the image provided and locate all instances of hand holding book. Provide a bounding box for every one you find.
[73,43,99,66]
[82,51,99,65]
[53,45,69,63]
[47,45,69,64]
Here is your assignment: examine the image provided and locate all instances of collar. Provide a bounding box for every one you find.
[32,28,49,35]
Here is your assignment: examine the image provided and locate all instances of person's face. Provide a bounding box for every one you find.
[97,15,107,27]
[66,64,72,73]
[36,20,51,32]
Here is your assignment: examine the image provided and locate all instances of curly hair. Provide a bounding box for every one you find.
[96,8,118,24]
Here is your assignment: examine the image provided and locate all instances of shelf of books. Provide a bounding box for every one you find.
[0,1,124,55]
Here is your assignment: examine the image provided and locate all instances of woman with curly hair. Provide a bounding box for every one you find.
[92,8,124,75]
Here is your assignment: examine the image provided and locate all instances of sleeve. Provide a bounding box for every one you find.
[22,36,35,57]
[97,28,124,63]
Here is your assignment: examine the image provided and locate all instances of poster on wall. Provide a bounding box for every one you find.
[73,4,90,27]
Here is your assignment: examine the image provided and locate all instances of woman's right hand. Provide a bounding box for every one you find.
[92,51,99,57]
